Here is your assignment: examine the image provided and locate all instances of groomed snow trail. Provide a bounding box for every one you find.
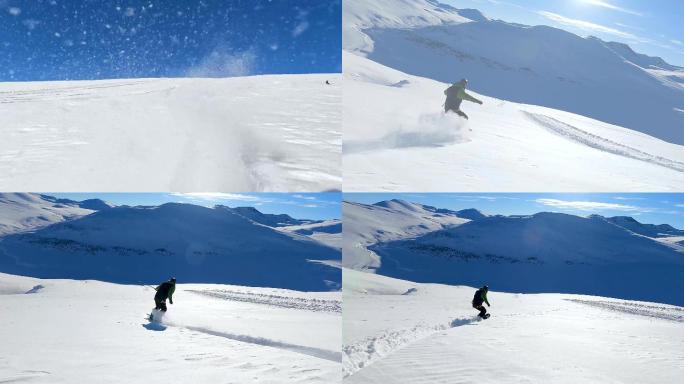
[0,74,341,192]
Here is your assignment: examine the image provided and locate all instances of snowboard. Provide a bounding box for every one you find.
[147,309,165,322]
[478,313,490,320]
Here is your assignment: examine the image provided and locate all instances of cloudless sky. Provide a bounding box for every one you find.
[50,192,341,220]
[0,0,341,81]
[448,0,684,66]
[345,193,684,228]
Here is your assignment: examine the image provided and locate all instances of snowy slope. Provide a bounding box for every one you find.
[0,74,341,192]
[345,0,684,145]
[0,193,104,235]
[343,0,472,54]
[343,52,684,191]
[0,203,341,291]
[367,210,684,305]
[0,273,341,383]
[343,200,470,270]
[343,270,684,383]
[278,219,342,250]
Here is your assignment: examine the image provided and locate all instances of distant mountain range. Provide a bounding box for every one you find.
[344,199,684,305]
[0,194,340,291]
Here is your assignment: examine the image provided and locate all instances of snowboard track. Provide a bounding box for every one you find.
[526,112,684,173]
[343,316,478,377]
[183,326,342,362]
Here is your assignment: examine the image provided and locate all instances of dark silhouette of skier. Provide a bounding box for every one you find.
[154,277,176,312]
[472,285,490,319]
[444,78,483,119]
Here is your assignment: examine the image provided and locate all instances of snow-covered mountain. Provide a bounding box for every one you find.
[604,215,684,238]
[0,74,341,192]
[343,1,684,191]
[343,269,683,383]
[343,200,471,270]
[344,0,684,145]
[0,193,112,235]
[278,219,342,251]
[0,272,341,383]
[227,206,319,227]
[0,202,341,291]
[350,205,684,305]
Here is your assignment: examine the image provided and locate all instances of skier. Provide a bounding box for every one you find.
[444,78,483,119]
[154,277,176,313]
[472,285,490,319]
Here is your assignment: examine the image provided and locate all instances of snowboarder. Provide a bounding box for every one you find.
[444,78,483,119]
[472,285,490,319]
[154,277,176,313]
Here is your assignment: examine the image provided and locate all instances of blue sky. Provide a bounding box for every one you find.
[0,0,341,81]
[345,193,684,228]
[50,192,341,220]
[448,0,684,66]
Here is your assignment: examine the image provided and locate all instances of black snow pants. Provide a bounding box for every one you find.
[155,297,168,312]
[444,97,463,113]
[473,303,487,318]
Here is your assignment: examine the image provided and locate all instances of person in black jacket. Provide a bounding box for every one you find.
[154,277,176,312]
[472,285,490,319]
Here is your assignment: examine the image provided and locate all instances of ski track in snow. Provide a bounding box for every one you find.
[187,289,342,313]
[180,325,342,363]
[526,112,684,173]
[567,299,684,322]
[343,316,479,377]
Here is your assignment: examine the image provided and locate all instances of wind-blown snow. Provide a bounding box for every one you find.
[0,273,341,383]
[343,270,684,383]
[0,74,341,192]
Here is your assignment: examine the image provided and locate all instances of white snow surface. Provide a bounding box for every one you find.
[342,200,468,270]
[0,193,94,235]
[0,273,341,383]
[343,269,684,383]
[0,74,341,192]
[343,51,684,191]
